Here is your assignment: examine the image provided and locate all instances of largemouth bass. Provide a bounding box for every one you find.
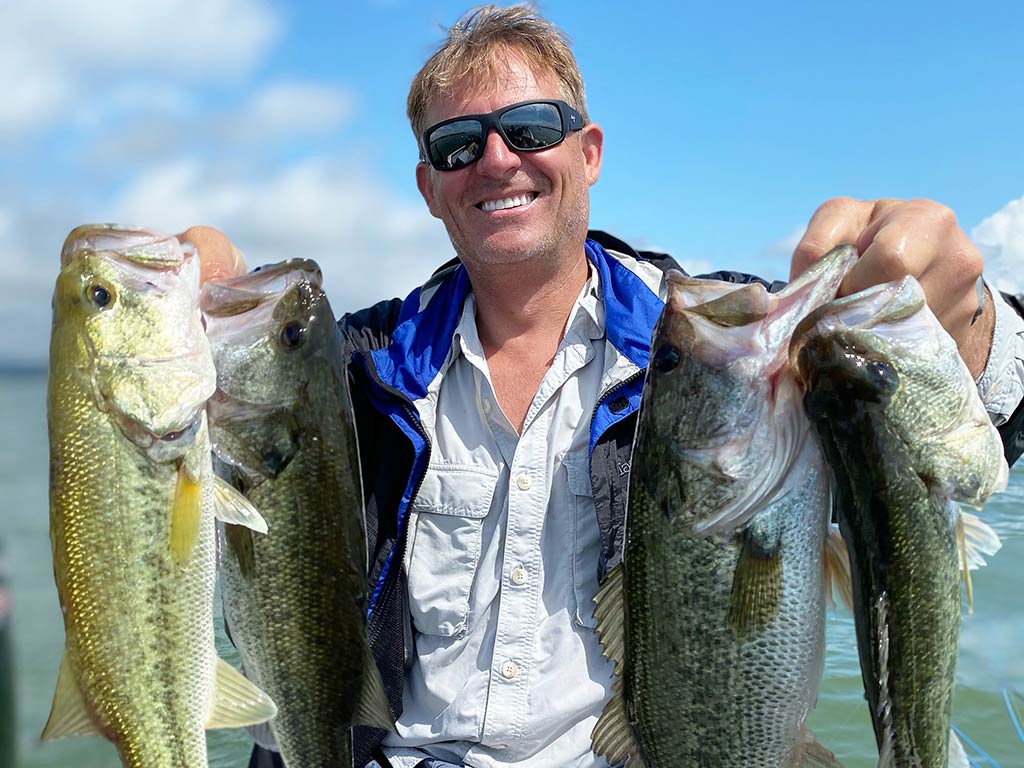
[202,259,393,767]
[791,276,1008,767]
[593,246,856,767]
[43,225,276,767]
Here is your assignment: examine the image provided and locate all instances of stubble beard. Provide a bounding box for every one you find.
[448,192,591,276]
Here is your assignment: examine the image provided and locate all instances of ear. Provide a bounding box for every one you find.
[580,123,604,186]
[416,161,443,219]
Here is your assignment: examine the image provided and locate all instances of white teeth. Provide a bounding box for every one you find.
[479,194,535,212]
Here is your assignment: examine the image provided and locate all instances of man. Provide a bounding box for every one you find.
[189,5,1024,767]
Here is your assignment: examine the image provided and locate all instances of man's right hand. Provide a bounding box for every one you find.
[177,226,247,284]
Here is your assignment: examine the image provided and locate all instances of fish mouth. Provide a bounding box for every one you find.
[201,259,323,317]
[114,409,204,451]
[61,224,192,271]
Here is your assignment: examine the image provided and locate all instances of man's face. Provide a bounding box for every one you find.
[415,53,603,271]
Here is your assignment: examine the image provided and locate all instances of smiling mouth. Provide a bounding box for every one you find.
[477,193,538,212]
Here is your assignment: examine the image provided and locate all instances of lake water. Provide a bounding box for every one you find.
[3,372,1022,767]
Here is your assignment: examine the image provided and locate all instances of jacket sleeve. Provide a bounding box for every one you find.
[338,298,406,359]
[985,288,1024,466]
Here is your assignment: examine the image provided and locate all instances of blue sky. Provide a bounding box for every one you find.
[3,0,1023,365]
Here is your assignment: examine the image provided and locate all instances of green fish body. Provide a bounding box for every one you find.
[203,260,393,767]
[792,276,1008,767]
[44,225,275,768]
[593,246,856,767]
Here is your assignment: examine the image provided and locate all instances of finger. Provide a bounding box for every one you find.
[790,198,901,280]
[838,201,968,301]
[176,226,247,284]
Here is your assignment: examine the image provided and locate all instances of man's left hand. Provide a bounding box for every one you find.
[790,197,994,378]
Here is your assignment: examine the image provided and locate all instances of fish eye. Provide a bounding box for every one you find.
[280,320,307,350]
[651,344,681,373]
[85,281,114,309]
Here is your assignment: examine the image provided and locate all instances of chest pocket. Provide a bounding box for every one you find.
[405,464,497,638]
[566,454,601,629]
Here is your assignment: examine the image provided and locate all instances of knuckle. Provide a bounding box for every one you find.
[815,196,859,218]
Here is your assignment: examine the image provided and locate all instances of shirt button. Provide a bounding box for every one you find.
[510,566,528,585]
[515,474,532,491]
[482,398,492,414]
[500,660,519,679]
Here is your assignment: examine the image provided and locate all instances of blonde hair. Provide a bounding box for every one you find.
[407,3,589,153]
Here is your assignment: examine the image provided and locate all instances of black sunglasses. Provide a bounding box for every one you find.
[421,99,584,172]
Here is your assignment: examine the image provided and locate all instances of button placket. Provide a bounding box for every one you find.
[482,423,549,744]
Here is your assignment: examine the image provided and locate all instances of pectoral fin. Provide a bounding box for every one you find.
[225,523,256,580]
[213,475,268,533]
[170,464,203,566]
[729,519,783,639]
[41,652,101,741]
[791,726,844,766]
[954,506,1001,615]
[206,657,277,730]
[823,524,853,612]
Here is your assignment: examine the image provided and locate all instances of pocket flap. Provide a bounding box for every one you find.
[410,464,497,519]
[564,453,593,497]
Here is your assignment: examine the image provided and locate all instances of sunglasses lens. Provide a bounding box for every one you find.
[427,119,484,171]
[500,102,565,150]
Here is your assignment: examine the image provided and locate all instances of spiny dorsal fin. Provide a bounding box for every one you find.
[593,561,626,676]
[40,652,102,741]
[592,676,644,767]
[351,639,396,730]
[213,475,268,533]
[874,595,895,768]
[206,657,277,729]
[590,563,643,766]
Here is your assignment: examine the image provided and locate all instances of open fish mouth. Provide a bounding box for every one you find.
[114,409,204,453]
[61,224,194,271]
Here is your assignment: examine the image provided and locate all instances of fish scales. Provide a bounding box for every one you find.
[204,260,392,767]
[45,225,275,767]
[792,276,1009,767]
[594,245,857,767]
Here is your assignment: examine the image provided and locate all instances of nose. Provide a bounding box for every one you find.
[473,127,520,177]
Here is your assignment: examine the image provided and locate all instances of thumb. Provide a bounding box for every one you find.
[177,226,247,284]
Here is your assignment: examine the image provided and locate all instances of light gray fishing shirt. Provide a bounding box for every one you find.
[380,262,627,768]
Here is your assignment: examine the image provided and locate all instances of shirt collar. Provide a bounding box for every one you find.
[452,259,604,373]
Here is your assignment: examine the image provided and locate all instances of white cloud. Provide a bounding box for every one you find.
[110,157,452,316]
[972,195,1024,296]
[0,0,279,141]
[213,81,355,143]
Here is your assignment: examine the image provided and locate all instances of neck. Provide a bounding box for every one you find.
[466,248,590,355]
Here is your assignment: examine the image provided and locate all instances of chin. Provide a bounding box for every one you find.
[453,230,546,267]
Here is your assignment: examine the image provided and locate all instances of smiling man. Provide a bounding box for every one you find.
[187,5,1024,768]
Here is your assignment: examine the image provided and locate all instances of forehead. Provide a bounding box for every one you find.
[424,52,562,126]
